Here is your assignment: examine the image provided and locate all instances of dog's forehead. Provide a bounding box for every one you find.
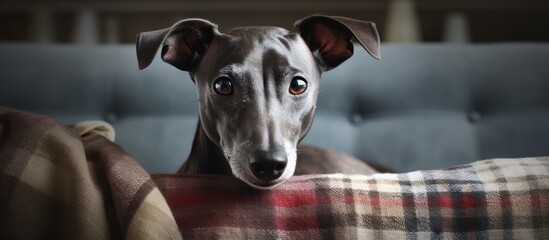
[200,26,316,75]
[226,26,296,47]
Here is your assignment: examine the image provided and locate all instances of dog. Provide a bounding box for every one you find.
[136,15,383,189]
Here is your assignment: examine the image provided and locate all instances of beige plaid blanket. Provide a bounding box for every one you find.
[0,108,181,239]
[1,108,548,239]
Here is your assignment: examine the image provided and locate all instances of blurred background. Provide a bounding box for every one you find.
[1,0,548,44]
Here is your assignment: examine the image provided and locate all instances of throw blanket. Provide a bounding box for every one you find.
[156,161,549,239]
[0,108,181,240]
[1,108,548,240]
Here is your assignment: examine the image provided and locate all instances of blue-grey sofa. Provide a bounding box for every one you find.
[1,43,548,173]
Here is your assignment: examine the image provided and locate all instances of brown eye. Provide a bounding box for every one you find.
[213,77,233,95]
[289,77,307,95]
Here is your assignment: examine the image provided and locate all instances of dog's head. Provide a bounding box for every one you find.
[136,15,380,189]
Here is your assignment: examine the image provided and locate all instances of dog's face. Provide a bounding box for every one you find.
[136,15,380,189]
[194,27,321,188]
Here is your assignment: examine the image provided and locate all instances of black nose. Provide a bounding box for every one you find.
[250,150,287,182]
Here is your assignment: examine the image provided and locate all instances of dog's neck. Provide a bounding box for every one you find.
[178,119,232,175]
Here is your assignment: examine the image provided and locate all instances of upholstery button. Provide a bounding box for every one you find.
[467,111,482,123]
[350,113,364,124]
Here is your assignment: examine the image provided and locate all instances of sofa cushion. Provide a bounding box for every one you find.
[304,44,549,171]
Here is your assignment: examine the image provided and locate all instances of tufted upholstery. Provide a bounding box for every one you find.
[1,43,548,172]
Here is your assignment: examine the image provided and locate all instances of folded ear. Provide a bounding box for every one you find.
[136,19,218,71]
[295,15,380,71]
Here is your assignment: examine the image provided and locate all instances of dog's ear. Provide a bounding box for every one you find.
[295,15,380,71]
[136,19,218,71]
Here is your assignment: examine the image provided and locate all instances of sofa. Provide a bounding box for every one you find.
[1,43,548,239]
[1,43,549,173]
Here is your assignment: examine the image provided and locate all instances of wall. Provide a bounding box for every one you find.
[1,0,549,44]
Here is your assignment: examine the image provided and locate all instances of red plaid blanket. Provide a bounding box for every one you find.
[1,108,549,239]
[155,159,549,239]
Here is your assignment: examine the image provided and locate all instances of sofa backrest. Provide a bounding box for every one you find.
[1,43,548,172]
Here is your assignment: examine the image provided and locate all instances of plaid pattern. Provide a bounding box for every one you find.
[1,108,548,239]
[0,108,181,240]
[154,159,549,239]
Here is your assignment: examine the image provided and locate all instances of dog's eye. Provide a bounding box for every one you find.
[289,77,307,95]
[213,77,233,95]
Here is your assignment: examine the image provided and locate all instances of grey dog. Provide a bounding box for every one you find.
[136,15,382,189]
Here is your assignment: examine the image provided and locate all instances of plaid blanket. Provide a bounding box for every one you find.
[0,108,181,240]
[1,108,549,240]
[155,159,549,239]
